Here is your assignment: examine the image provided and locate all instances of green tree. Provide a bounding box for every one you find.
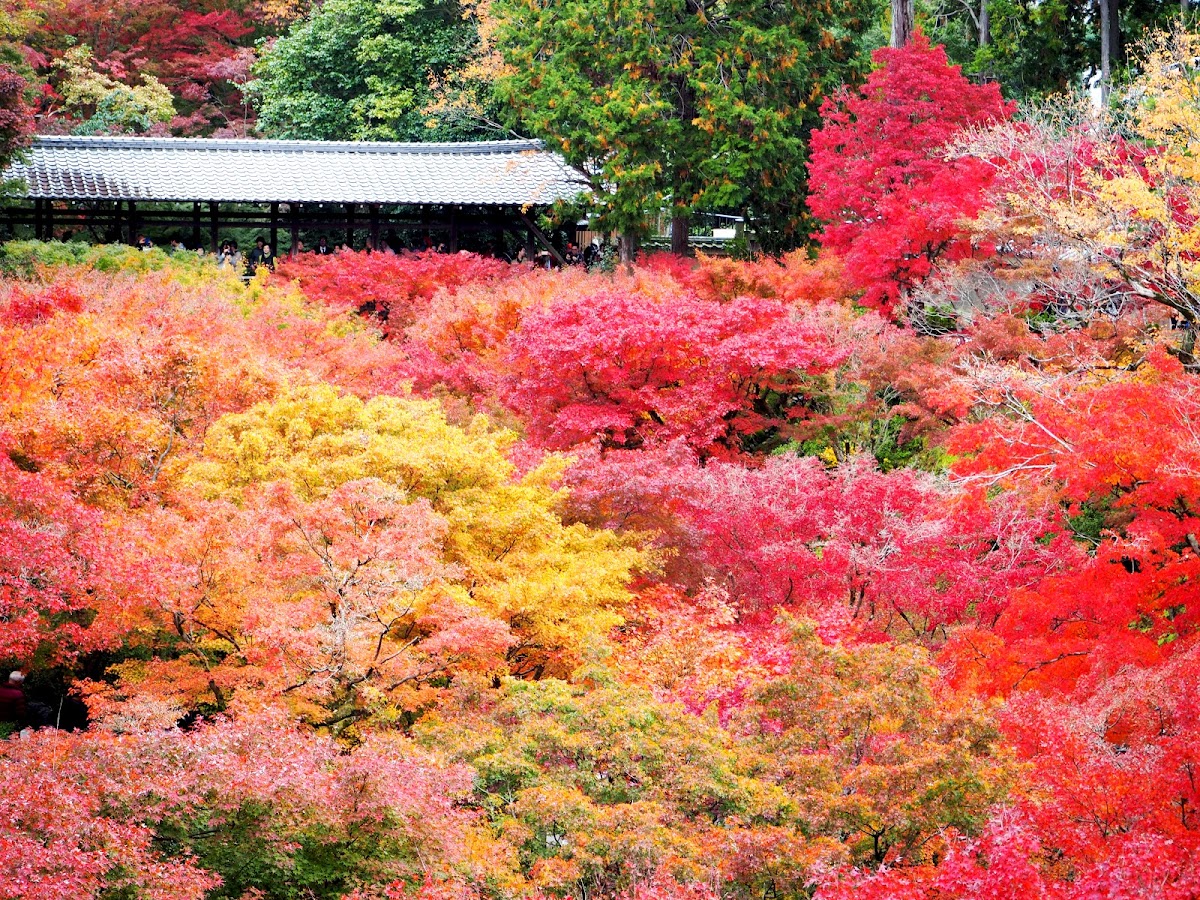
[248,0,481,141]
[918,0,1184,99]
[919,0,1091,96]
[491,0,872,257]
[52,46,175,135]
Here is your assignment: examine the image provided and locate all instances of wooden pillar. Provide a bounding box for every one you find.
[421,206,431,250]
[523,229,535,260]
[127,200,138,245]
[289,202,300,258]
[113,200,123,245]
[491,209,504,257]
[33,198,42,240]
[192,202,202,249]
[269,201,279,255]
[369,204,380,252]
[44,200,54,241]
[208,201,219,252]
[449,206,459,253]
[345,203,355,249]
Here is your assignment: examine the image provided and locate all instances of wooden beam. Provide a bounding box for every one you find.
[269,201,279,255]
[127,200,138,245]
[192,202,202,249]
[345,203,355,249]
[369,203,380,251]
[209,202,219,252]
[519,211,566,266]
[449,206,459,253]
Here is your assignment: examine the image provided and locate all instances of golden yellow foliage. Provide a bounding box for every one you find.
[185,385,647,673]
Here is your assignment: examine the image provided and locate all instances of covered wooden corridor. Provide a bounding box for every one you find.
[0,136,588,262]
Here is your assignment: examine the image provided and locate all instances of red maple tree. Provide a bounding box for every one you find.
[808,33,1014,315]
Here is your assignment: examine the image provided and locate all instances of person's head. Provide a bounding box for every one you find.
[318,237,328,247]
[8,671,23,685]
[221,240,231,252]
[256,237,265,248]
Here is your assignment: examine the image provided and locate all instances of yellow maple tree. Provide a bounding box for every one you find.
[184,385,647,679]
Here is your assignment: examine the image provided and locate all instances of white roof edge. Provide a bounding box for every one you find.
[30,135,549,155]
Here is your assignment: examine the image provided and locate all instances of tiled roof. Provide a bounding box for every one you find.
[6,136,588,206]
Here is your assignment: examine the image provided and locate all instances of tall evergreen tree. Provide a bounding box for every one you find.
[491,0,872,256]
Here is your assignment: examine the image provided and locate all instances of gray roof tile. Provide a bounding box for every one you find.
[6,136,588,206]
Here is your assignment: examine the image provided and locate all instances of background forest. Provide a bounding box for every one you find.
[3,1,1200,900]
[0,0,1194,247]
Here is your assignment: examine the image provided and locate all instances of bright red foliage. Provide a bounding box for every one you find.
[0,449,135,662]
[274,250,518,335]
[504,290,847,457]
[808,34,1014,314]
[605,453,1068,639]
[52,0,253,133]
[639,250,856,307]
[944,349,1200,694]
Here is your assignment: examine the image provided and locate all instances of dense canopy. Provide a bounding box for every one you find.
[5,3,1200,900]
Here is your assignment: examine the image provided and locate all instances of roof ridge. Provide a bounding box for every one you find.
[31,136,548,155]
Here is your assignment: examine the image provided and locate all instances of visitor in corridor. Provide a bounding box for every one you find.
[0,672,26,728]
[217,240,241,270]
[247,237,265,270]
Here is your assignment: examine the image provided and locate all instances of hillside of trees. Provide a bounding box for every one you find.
[3,33,1200,896]
[4,0,1200,896]
[0,0,1193,247]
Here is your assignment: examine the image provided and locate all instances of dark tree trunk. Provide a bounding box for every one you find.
[1100,0,1120,102]
[1180,315,1198,369]
[671,214,690,256]
[618,233,639,266]
[891,0,915,47]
